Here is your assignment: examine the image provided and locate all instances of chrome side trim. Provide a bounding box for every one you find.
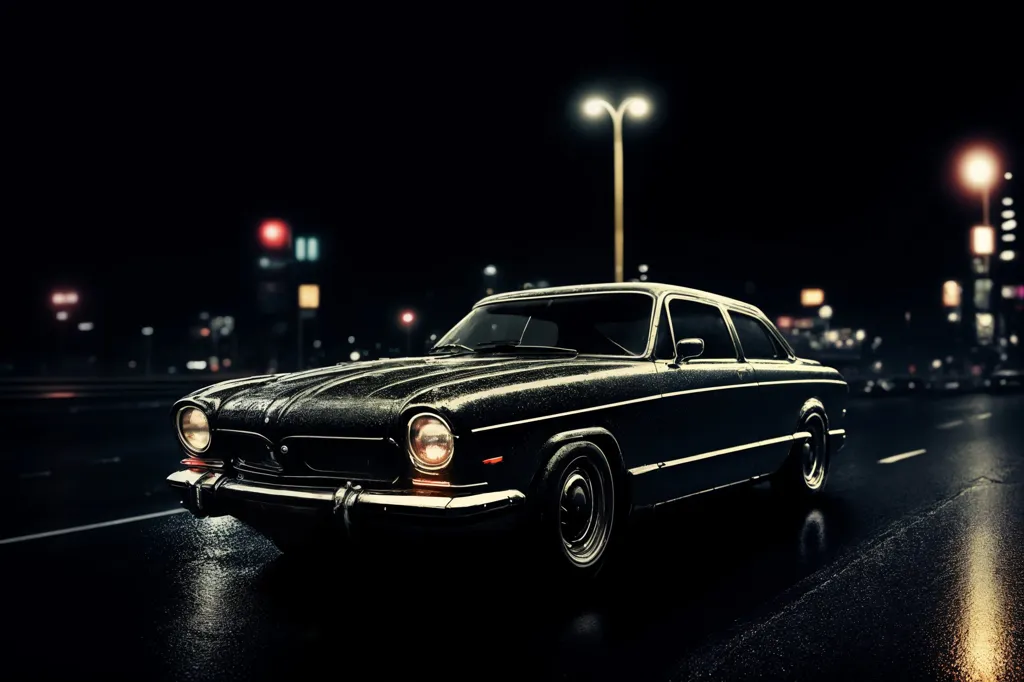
[629,434,795,475]
[471,394,663,433]
[281,434,384,442]
[828,428,846,436]
[662,383,757,400]
[472,378,846,433]
[759,379,848,387]
[792,431,812,440]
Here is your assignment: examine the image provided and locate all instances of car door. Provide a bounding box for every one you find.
[636,296,758,504]
[726,308,797,474]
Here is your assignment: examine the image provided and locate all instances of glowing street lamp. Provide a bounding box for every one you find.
[400,310,415,355]
[960,148,999,225]
[582,95,651,283]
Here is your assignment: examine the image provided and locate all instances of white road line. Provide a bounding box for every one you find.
[94,456,122,464]
[936,419,964,430]
[0,508,188,545]
[973,412,992,420]
[878,449,927,465]
[18,471,52,479]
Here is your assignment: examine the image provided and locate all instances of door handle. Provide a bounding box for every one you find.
[736,366,752,380]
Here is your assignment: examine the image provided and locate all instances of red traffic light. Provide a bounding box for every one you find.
[259,219,290,250]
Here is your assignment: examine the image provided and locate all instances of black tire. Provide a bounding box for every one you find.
[772,412,830,497]
[529,440,618,579]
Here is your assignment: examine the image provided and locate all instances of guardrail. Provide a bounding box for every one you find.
[0,374,255,400]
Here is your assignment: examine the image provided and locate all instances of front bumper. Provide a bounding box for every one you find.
[166,469,527,535]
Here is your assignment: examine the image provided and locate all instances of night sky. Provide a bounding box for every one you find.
[5,9,1022,364]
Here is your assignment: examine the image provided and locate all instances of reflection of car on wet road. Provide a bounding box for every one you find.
[989,363,1023,391]
[168,283,848,579]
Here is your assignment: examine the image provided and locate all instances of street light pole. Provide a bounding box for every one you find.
[612,114,624,284]
[583,96,651,283]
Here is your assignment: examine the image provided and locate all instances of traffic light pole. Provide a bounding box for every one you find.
[297,309,303,371]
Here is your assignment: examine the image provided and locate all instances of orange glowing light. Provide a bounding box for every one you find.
[400,311,415,325]
[199,327,211,337]
[800,289,824,307]
[971,226,995,256]
[482,456,503,464]
[942,280,961,307]
[412,478,450,487]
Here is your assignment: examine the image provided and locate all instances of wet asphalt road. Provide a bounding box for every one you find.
[2,393,1024,681]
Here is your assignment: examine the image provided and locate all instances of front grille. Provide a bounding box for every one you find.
[286,437,401,483]
[212,430,280,471]
[210,429,402,485]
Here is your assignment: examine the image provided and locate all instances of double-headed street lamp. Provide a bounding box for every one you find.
[582,95,651,283]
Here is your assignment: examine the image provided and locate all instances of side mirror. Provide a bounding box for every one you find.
[675,337,704,364]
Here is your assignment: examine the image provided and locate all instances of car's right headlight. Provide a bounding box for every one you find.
[176,406,211,453]
[407,413,454,471]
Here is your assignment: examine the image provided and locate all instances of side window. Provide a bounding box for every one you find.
[667,299,737,359]
[729,311,781,360]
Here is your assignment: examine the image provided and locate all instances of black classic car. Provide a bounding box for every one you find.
[168,283,848,577]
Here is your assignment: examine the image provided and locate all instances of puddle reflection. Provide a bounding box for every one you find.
[953,508,1011,680]
[799,508,827,562]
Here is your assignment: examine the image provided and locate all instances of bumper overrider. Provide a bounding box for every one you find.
[166,469,527,536]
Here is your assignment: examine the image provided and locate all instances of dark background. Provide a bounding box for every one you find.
[4,9,1021,360]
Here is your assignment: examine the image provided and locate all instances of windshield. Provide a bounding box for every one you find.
[435,293,654,356]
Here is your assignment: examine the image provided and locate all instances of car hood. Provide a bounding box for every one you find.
[188,355,610,438]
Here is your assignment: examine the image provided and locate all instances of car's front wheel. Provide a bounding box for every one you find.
[531,440,617,579]
[773,411,830,497]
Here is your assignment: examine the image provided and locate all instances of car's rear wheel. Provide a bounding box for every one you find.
[531,440,617,579]
[773,412,830,497]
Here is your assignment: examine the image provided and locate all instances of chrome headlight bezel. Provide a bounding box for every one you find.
[406,412,455,472]
[176,405,211,454]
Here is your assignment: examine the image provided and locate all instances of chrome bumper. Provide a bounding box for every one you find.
[166,469,526,529]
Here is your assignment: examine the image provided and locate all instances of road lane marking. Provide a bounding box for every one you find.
[936,419,964,430]
[878,449,927,464]
[18,471,52,479]
[0,508,188,545]
[94,456,122,464]
[973,412,992,420]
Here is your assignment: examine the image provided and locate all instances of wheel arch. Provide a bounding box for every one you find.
[529,427,629,510]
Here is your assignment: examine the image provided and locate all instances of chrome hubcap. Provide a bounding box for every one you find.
[558,456,612,567]
[801,417,827,490]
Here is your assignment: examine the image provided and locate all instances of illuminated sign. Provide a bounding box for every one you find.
[800,288,824,306]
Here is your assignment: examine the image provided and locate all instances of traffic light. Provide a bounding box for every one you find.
[259,219,291,250]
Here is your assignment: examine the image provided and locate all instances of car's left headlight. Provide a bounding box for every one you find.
[407,413,454,471]
[177,406,211,453]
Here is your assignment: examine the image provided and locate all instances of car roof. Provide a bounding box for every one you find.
[474,282,766,317]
